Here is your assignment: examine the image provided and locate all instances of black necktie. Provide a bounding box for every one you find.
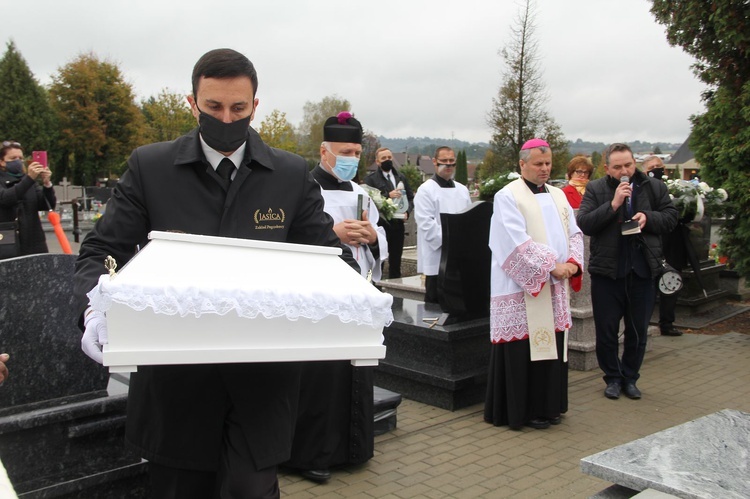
[217,158,234,184]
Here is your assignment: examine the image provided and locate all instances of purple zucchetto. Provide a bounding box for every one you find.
[520,138,550,150]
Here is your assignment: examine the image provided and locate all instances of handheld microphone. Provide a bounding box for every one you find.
[620,175,631,214]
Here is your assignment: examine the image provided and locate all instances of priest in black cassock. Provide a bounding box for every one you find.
[284,112,387,482]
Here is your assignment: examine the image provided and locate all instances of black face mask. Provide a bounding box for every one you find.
[380,160,393,172]
[648,168,665,180]
[4,159,24,176]
[197,108,252,152]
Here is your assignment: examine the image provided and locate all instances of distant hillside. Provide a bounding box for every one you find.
[568,138,683,155]
[378,136,684,161]
[378,136,490,161]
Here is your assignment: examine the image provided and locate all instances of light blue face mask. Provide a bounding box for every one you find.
[326,148,359,181]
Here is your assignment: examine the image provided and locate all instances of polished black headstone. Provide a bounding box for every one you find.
[437,201,493,320]
[374,297,491,411]
[0,254,109,409]
[0,254,145,497]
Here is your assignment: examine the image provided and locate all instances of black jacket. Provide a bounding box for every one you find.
[74,127,353,471]
[0,172,56,256]
[577,170,678,279]
[362,167,414,221]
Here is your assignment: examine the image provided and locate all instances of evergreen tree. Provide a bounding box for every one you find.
[455,149,468,185]
[590,150,604,179]
[486,0,568,178]
[652,0,750,277]
[0,41,57,173]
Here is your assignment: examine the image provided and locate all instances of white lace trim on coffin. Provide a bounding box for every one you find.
[490,283,571,344]
[87,274,393,329]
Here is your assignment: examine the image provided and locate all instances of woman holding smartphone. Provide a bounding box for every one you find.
[0,140,57,258]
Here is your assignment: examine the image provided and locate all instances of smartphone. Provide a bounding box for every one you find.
[32,151,48,168]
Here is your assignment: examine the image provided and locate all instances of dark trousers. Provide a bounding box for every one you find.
[384,219,405,279]
[658,288,679,329]
[591,273,655,386]
[149,408,280,499]
[657,264,682,330]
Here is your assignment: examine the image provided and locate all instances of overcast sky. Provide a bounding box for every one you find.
[6,0,705,145]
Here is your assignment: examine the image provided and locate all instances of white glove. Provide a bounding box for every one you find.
[82,309,108,364]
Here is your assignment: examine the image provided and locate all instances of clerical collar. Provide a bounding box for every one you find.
[523,178,546,194]
[312,164,353,191]
[431,174,455,188]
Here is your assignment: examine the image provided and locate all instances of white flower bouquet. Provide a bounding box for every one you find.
[360,184,398,221]
[666,178,728,222]
[479,171,521,201]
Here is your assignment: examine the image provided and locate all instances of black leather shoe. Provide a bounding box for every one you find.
[526,418,551,429]
[660,326,683,336]
[622,383,642,399]
[604,382,621,399]
[301,469,331,483]
[549,415,562,425]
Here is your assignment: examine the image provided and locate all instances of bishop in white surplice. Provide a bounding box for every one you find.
[484,138,583,431]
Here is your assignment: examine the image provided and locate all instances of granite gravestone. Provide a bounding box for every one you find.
[374,201,494,410]
[581,409,750,498]
[437,201,493,322]
[0,254,147,497]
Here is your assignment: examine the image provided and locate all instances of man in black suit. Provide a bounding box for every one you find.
[75,48,354,499]
[642,155,684,336]
[363,147,414,278]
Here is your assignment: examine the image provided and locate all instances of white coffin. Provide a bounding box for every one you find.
[88,231,392,373]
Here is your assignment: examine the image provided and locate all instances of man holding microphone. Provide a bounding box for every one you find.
[577,143,677,401]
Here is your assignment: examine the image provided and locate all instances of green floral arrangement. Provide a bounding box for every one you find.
[360,184,397,221]
[479,171,521,201]
[665,178,728,222]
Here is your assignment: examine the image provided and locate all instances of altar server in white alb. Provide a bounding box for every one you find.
[284,112,386,483]
[413,146,472,303]
[484,138,584,431]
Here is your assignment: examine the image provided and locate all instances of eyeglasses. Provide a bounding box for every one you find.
[2,141,21,148]
[574,170,590,176]
[437,162,457,168]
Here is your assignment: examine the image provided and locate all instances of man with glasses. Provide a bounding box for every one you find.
[413,146,471,303]
[577,143,677,401]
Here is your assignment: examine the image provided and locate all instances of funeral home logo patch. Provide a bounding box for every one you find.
[254,208,286,229]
